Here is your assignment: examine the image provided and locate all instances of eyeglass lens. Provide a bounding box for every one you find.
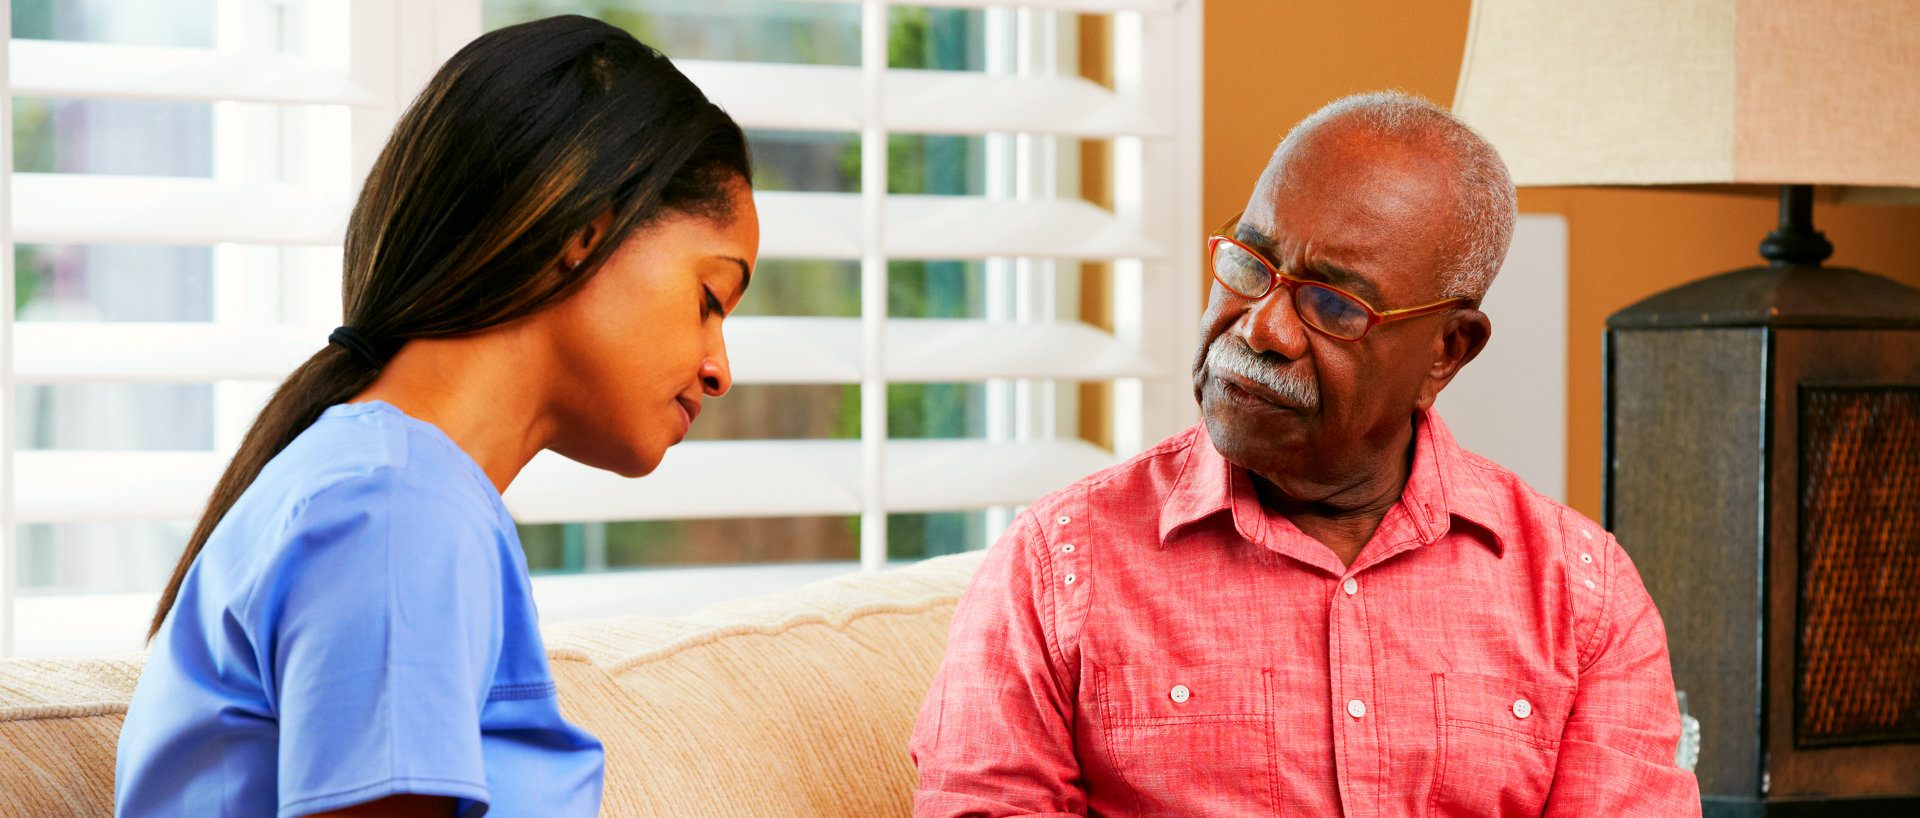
[1212,241,1372,340]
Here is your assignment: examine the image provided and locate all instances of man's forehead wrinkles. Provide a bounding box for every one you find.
[1308,259,1384,303]
[1233,214,1389,305]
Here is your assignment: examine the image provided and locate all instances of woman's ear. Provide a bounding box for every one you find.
[1414,308,1491,410]
[564,211,616,269]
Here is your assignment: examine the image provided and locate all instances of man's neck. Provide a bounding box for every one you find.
[1250,422,1418,568]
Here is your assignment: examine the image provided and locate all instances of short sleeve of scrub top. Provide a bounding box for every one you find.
[115,401,604,818]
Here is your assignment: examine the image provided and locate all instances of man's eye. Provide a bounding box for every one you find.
[704,289,725,319]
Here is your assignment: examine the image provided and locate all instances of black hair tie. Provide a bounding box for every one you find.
[328,326,396,368]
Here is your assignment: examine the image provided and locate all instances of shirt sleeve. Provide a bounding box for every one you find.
[1543,533,1702,818]
[910,509,1086,818]
[245,469,504,818]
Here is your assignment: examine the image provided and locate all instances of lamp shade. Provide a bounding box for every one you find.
[1452,0,1920,196]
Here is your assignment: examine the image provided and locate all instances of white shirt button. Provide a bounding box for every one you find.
[1064,573,1076,585]
[1582,529,1593,540]
[1343,578,1359,596]
[1347,699,1366,718]
[1062,543,1076,553]
[1580,553,1593,564]
[1057,515,1071,525]
[1584,579,1596,589]
[1170,685,1190,703]
[1512,698,1533,719]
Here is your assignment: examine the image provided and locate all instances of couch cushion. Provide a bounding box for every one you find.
[0,657,143,817]
[0,550,984,818]
[542,550,982,818]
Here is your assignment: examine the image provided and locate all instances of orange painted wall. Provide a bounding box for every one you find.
[1202,0,1920,519]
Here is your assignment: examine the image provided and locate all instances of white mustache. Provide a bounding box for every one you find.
[1206,338,1320,410]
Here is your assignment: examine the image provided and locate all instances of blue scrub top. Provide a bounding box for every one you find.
[116,401,604,818]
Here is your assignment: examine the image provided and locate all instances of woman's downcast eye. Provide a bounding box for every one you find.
[703,288,725,319]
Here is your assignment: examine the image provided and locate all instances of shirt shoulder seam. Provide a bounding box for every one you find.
[1572,511,1616,668]
[237,466,398,635]
[1022,509,1073,679]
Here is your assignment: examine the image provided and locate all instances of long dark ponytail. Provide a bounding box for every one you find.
[150,15,751,638]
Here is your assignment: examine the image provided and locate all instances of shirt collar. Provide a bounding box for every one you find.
[1157,424,1239,545]
[1403,410,1509,555]
[1158,411,1508,555]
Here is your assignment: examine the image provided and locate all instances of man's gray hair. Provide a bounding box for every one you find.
[1271,91,1517,301]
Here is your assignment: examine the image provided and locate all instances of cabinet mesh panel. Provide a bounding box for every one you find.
[1797,386,1920,747]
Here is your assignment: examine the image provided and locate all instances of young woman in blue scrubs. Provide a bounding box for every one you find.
[113,15,755,818]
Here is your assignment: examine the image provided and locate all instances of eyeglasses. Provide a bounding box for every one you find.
[1208,210,1471,341]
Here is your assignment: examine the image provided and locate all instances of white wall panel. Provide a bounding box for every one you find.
[1432,213,1569,502]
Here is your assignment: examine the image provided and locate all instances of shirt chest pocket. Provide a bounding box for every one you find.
[1430,672,1574,818]
[1095,663,1273,816]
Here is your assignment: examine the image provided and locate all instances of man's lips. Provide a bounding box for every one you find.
[1212,369,1304,411]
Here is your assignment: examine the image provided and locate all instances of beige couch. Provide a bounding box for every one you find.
[0,551,986,818]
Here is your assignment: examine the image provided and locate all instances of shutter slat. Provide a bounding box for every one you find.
[15,440,1115,523]
[755,191,864,259]
[15,323,317,383]
[883,319,1156,382]
[757,192,1163,260]
[681,61,1162,137]
[739,0,1176,12]
[17,318,1148,384]
[505,441,862,523]
[9,39,376,106]
[12,173,348,246]
[887,438,1117,511]
[508,439,1118,522]
[889,69,1163,137]
[678,61,861,132]
[11,180,1154,260]
[886,193,1164,259]
[14,451,223,523]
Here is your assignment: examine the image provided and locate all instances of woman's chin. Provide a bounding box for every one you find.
[555,440,666,479]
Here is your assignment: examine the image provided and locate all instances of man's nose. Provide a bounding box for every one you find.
[1235,286,1310,360]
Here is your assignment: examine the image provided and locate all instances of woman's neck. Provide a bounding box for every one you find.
[349,325,558,494]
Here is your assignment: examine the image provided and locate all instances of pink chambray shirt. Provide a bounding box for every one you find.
[911,412,1701,818]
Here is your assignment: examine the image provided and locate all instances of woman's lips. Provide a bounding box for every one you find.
[674,396,701,438]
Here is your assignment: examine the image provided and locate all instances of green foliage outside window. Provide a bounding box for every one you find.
[488,3,1004,568]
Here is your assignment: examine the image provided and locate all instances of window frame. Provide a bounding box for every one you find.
[0,0,1204,657]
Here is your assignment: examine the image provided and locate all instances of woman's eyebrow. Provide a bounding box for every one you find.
[718,255,751,300]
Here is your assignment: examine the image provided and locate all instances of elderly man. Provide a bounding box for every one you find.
[910,92,1700,817]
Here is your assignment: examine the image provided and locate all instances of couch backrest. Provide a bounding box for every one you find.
[0,551,984,818]
[0,657,143,818]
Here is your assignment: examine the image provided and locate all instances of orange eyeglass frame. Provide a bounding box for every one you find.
[1207,210,1472,341]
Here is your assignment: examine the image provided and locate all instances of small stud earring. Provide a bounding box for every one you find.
[568,259,582,271]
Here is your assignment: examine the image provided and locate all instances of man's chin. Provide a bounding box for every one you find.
[1201,400,1309,476]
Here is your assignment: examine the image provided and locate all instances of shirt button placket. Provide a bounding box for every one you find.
[1331,570,1382,814]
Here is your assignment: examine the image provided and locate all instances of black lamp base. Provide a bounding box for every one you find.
[1604,188,1920,810]
[1704,794,1920,818]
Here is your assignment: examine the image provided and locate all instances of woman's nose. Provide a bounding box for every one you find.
[700,340,732,397]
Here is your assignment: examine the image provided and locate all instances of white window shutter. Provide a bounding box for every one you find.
[0,0,1204,657]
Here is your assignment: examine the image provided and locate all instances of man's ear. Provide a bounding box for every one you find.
[1414,308,1491,410]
